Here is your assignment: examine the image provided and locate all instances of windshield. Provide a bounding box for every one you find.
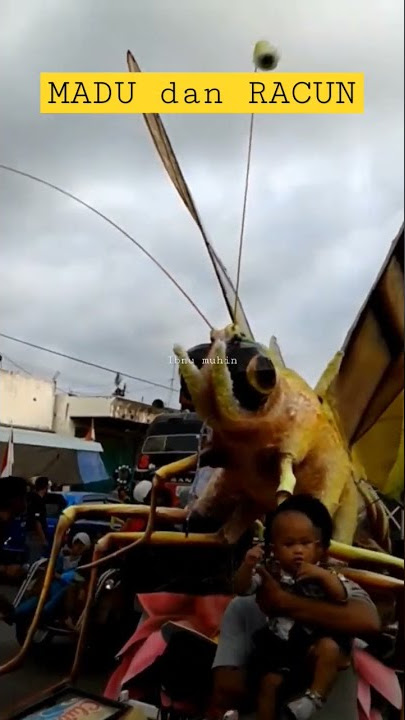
[142,434,199,453]
[142,436,166,452]
[165,434,199,451]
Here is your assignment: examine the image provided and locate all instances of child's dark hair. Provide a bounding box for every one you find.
[265,494,333,549]
[0,476,28,509]
[35,476,49,492]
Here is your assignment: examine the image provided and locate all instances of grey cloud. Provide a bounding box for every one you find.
[0,0,403,404]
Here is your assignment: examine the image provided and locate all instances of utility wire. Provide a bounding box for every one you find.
[0,353,33,376]
[0,163,212,329]
[0,331,179,393]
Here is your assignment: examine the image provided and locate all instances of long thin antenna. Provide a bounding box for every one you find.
[233,41,280,323]
[233,89,256,322]
[127,51,254,340]
[0,163,212,329]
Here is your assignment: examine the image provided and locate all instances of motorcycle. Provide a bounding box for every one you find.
[12,558,139,659]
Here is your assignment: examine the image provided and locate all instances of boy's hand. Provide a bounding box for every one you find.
[295,562,326,582]
[243,545,264,569]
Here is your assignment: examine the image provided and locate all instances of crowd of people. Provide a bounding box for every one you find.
[0,475,53,577]
[0,475,95,629]
[0,471,385,719]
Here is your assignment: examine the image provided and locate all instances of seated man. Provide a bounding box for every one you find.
[208,498,381,720]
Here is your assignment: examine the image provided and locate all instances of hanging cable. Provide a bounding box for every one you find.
[0,331,178,392]
[0,353,33,376]
[0,163,212,329]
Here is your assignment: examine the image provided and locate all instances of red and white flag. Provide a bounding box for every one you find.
[0,426,14,478]
[84,419,95,442]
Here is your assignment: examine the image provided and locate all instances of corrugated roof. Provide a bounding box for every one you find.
[0,425,103,453]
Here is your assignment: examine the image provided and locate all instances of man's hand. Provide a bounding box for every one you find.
[255,565,289,615]
[243,545,264,569]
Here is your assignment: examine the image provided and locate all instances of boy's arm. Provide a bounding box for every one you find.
[296,563,347,603]
[316,570,348,603]
[232,545,264,595]
[233,562,256,595]
[256,567,381,636]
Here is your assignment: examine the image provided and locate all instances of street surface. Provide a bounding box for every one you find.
[0,584,110,719]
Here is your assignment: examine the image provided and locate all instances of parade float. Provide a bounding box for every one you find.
[1,43,403,720]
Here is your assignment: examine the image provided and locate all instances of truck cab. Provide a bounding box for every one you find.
[133,411,203,506]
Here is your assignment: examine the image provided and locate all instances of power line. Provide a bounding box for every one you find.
[0,353,33,376]
[0,331,179,394]
[0,163,212,329]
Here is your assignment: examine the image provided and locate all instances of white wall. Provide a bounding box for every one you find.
[53,394,162,435]
[53,395,113,435]
[0,370,56,431]
[0,370,167,437]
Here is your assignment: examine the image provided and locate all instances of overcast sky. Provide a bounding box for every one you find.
[0,0,403,408]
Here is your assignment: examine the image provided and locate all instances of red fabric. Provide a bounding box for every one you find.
[163,483,179,507]
[104,592,231,701]
[353,648,402,711]
[124,518,147,532]
[359,711,383,720]
[357,676,371,719]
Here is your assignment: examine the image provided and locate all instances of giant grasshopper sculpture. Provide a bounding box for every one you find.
[1,46,403,684]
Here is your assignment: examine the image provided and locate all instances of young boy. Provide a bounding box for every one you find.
[9,532,92,628]
[57,532,92,628]
[234,495,353,720]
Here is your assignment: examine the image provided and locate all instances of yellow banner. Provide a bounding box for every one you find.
[40,72,364,114]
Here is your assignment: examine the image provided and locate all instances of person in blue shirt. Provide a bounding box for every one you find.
[9,532,92,627]
[0,476,28,618]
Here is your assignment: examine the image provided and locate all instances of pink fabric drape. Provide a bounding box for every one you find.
[104,593,231,700]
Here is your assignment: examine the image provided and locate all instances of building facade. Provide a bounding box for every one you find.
[0,370,56,431]
[0,368,175,482]
[53,393,172,476]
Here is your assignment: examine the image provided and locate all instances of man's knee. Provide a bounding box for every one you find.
[312,637,341,660]
[212,667,246,706]
[260,672,284,691]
